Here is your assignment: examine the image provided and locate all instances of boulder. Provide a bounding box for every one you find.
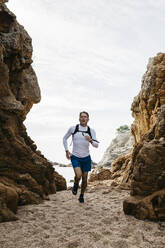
[89,168,112,182]
[123,189,165,221]
[54,171,67,191]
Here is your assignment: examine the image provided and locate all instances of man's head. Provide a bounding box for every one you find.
[79,111,89,127]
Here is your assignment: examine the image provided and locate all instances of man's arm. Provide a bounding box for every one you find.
[63,127,73,159]
[85,129,99,148]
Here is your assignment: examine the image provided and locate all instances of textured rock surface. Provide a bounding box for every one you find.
[98,130,133,167]
[130,105,165,197]
[123,189,165,221]
[0,0,8,3]
[54,171,67,191]
[89,168,112,182]
[110,153,132,189]
[131,53,165,143]
[124,53,165,220]
[0,2,66,222]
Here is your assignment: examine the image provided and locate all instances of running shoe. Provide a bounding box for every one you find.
[72,183,78,195]
[78,194,84,203]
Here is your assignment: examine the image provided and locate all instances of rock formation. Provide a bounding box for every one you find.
[89,168,112,182]
[90,130,133,189]
[97,130,133,167]
[0,2,66,222]
[91,53,165,221]
[123,53,165,220]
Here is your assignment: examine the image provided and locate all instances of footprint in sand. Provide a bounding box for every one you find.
[102,230,112,236]
[75,223,85,228]
[110,240,128,248]
[88,231,102,242]
[102,216,119,224]
[67,239,80,248]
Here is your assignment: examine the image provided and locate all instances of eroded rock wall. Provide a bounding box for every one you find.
[130,54,165,196]
[0,2,66,222]
[123,53,165,220]
[131,53,165,143]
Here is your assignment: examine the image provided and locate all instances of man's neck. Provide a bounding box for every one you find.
[79,123,87,127]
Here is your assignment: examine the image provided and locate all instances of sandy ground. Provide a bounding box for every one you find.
[0,183,165,248]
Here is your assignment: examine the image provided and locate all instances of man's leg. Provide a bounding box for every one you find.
[78,155,91,203]
[72,167,82,195]
[78,172,88,203]
[81,172,88,195]
[73,167,82,184]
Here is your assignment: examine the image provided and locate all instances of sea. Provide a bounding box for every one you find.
[54,165,95,187]
[54,165,75,187]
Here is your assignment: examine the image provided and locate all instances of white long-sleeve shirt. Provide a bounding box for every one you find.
[63,124,98,158]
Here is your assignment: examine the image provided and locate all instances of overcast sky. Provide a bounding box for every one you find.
[7,0,165,164]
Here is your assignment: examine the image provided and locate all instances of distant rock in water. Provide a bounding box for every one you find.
[50,161,72,167]
[98,130,133,167]
[52,161,97,168]
[0,2,66,223]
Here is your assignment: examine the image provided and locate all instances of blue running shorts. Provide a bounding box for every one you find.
[71,154,92,172]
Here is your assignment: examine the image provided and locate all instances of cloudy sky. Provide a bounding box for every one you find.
[7,0,165,164]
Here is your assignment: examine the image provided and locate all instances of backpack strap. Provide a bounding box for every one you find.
[72,124,79,136]
[87,126,92,139]
[70,124,79,146]
[87,126,99,143]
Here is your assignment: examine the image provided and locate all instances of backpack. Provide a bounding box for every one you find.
[72,124,99,143]
[72,124,92,139]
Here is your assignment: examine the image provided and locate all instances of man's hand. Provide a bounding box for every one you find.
[85,135,93,144]
[66,150,71,160]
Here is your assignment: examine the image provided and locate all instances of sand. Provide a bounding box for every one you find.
[0,183,165,248]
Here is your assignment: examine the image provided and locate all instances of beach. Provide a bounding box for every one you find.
[0,182,165,248]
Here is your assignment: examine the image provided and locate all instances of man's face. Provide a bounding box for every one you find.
[79,113,89,126]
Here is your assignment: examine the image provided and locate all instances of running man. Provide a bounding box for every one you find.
[63,111,99,203]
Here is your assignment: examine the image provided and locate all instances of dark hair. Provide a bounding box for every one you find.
[79,111,89,118]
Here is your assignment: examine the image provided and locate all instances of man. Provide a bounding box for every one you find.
[63,111,99,203]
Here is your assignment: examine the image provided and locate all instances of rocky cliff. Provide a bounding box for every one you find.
[97,130,133,167]
[0,1,66,222]
[123,53,165,220]
[90,53,165,221]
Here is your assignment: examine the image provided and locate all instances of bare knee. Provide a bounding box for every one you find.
[74,168,82,181]
[76,174,82,181]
